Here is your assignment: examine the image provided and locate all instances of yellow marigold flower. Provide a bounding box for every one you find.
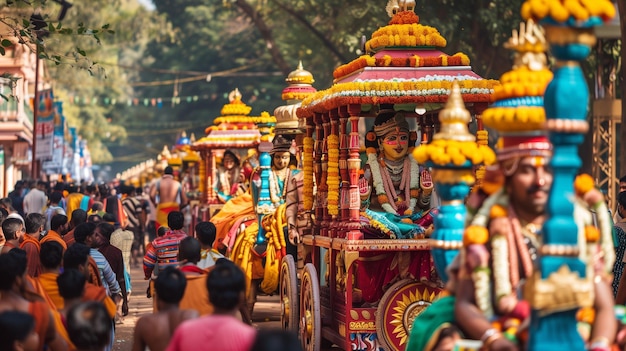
[464,225,489,246]
[490,204,508,219]
[576,307,595,324]
[574,173,595,196]
[585,225,600,242]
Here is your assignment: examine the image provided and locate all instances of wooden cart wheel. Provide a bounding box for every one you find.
[375,279,442,351]
[299,263,321,351]
[280,254,299,333]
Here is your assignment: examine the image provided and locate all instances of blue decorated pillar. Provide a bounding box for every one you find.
[413,83,495,282]
[519,2,617,349]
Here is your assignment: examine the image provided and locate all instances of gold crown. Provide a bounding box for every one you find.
[503,19,547,53]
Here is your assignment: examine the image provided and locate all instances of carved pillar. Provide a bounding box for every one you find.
[338,106,350,227]
[347,104,362,239]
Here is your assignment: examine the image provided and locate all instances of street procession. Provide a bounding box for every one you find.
[1,0,626,350]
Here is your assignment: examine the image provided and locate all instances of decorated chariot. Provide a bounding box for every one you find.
[289,2,499,350]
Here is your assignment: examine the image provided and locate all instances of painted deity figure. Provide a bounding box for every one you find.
[354,111,439,304]
[359,111,434,239]
[454,136,616,350]
[252,136,298,212]
[215,150,244,203]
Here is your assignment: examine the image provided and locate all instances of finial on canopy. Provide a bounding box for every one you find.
[433,82,475,142]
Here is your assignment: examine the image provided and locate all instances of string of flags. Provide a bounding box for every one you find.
[66,91,274,108]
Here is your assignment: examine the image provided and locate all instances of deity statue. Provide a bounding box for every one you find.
[359,110,434,239]
[215,150,244,203]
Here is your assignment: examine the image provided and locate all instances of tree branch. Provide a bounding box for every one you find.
[234,0,291,76]
[270,0,348,63]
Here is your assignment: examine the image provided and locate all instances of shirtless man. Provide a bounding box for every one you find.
[132,267,198,351]
[150,167,188,229]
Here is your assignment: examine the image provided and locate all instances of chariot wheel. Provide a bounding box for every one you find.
[280,255,299,333]
[375,279,442,351]
[299,263,321,351]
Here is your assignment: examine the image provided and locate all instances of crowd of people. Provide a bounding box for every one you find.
[0,176,302,351]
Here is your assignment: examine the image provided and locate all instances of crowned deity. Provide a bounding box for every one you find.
[359,110,434,239]
[215,150,244,203]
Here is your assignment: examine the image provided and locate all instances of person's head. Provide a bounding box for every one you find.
[121,185,135,196]
[87,214,102,224]
[0,311,39,351]
[49,191,63,205]
[1,197,15,211]
[24,213,45,235]
[178,236,201,264]
[73,222,98,247]
[0,207,8,221]
[157,226,169,237]
[66,302,111,351]
[85,184,96,196]
[2,217,24,241]
[155,266,187,305]
[207,259,245,311]
[249,329,303,351]
[167,211,184,231]
[63,243,90,275]
[37,180,46,191]
[70,209,88,228]
[40,241,64,270]
[503,155,552,219]
[50,214,69,233]
[57,269,86,301]
[95,222,115,242]
[0,249,28,291]
[222,150,240,170]
[90,201,104,213]
[620,175,626,193]
[101,213,116,224]
[370,111,410,162]
[271,135,294,170]
[195,221,217,247]
[164,166,174,175]
[618,191,626,218]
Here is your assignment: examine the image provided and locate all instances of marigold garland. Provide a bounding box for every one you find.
[326,134,340,216]
[584,225,600,242]
[464,225,489,246]
[303,137,315,211]
[490,204,508,218]
[333,53,472,79]
[574,173,595,196]
[365,23,447,53]
[521,0,615,23]
[388,11,419,25]
[412,139,496,167]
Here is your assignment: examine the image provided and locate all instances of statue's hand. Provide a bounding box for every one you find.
[358,176,371,198]
[420,168,433,194]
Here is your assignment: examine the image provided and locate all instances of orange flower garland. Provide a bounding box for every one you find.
[412,139,496,167]
[326,135,340,216]
[521,0,615,23]
[574,173,595,197]
[303,137,315,211]
[333,53,471,79]
[365,22,447,52]
[464,225,489,246]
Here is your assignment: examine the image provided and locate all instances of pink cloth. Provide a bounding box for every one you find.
[166,315,256,351]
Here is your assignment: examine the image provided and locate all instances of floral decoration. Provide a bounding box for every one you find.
[521,0,616,24]
[333,53,471,79]
[574,173,595,196]
[326,134,340,216]
[298,76,499,117]
[464,225,489,246]
[365,20,447,53]
[221,99,253,116]
[303,137,315,211]
[412,139,496,167]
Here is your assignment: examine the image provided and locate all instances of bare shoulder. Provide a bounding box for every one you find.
[180,308,200,320]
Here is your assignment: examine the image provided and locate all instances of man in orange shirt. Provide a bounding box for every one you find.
[20,213,46,277]
[62,243,117,319]
[37,241,65,310]
[40,214,69,251]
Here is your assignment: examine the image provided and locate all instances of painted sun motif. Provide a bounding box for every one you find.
[389,287,438,346]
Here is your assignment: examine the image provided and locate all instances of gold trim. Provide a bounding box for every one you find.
[523,265,593,315]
